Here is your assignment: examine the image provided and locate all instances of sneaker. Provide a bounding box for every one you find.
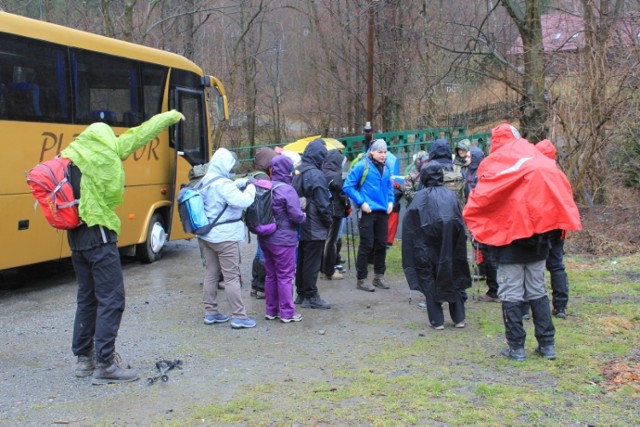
[522,313,531,321]
[255,291,266,300]
[301,295,331,309]
[535,345,557,360]
[372,274,390,289]
[230,317,257,329]
[500,346,527,361]
[478,293,500,302]
[455,321,466,328]
[204,313,230,324]
[92,354,139,385]
[265,313,279,320]
[324,271,344,280]
[431,324,445,330]
[75,351,95,378]
[553,309,567,319]
[417,302,427,310]
[281,313,303,323]
[335,265,345,273]
[357,279,375,292]
[294,294,304,304]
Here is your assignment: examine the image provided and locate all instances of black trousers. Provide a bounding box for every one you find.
[295,240,324,298]
[546,238,569,311]
[356,211,388,279]
[71,242,125,363]
[322,217,342,276]
[426,291,466,327]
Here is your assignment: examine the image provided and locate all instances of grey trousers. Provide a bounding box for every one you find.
[201,240,248,319]
[497,260,547,302]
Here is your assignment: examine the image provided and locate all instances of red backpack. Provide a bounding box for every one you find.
[26,156,82,230]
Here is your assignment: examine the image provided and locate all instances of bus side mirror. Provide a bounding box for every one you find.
[203,75,229,122]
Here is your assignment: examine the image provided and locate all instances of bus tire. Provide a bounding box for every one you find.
[137,212,167,264]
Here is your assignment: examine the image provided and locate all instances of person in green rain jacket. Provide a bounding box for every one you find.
[61,110,183,385]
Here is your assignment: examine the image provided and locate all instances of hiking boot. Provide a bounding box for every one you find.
[356,279,375,292]
[75,351,95,378]
[294,294,304,305]
[553,309,567,319]
[417,302,427,310]
[92,355,139,385]
[500,346,527,361]
[280,313,303,323]
[535,345,557,360]
[372,274,390,289]
[230,317,257,329]
[478,293,500,303]
[204,313,230,324]
[301,295,331,309]
[324,271,344,280]
[522,313,531,321]
[335,265,345,273]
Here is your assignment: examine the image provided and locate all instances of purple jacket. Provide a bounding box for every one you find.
[259,155,306,246]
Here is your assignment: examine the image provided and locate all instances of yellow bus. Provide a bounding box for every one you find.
[0,11,229,271]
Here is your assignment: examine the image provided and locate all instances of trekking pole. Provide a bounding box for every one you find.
[345,217,351,271]
[349,215,357,270]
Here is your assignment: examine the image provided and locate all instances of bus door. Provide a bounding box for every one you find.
[170,87,209,240]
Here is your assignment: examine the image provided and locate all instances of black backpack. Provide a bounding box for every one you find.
[244,179,284,236]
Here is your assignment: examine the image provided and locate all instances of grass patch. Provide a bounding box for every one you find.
[151,253,640,426]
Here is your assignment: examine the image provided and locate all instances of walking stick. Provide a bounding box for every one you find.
[349,215,357,270]
[345,216,351,271]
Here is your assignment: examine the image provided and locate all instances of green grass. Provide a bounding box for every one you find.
[152,252,640,426]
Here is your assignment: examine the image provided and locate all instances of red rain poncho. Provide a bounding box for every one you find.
[462,124,582,246]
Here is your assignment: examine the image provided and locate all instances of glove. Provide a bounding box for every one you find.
[234,177,249,189]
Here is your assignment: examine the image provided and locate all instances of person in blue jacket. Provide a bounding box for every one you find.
[343,139,395,292]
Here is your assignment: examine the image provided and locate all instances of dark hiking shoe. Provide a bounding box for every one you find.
[75,351,95,378]
[553,309,567,319]
[500,346,527,361]
[301,295,331,309]
[535,345,557,360]
[294,294,304,305]
[357,279,375,292]
[522,313,531,321]
[372,274,390,289]
[92,355,139,385]
[478,293,500,302]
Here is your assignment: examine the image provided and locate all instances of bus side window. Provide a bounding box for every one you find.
[5,82,42,118]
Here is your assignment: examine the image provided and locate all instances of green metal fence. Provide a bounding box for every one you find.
[227,127,491,172]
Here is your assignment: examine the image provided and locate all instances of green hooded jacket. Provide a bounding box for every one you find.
[61,110,182,234]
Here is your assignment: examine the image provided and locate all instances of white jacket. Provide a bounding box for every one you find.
[199,148,255,243]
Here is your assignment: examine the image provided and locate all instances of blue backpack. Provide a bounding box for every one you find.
[177,177,227,235]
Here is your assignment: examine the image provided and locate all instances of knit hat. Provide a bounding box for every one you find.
[369,139,387,152]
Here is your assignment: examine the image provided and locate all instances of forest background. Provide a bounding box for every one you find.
[2,0,640,236]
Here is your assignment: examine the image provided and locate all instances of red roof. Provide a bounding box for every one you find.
[509,12,640,54]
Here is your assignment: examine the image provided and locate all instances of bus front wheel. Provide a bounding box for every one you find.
[137,212,167,263]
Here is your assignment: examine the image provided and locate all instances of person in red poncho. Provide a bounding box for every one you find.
[463,123,581,362]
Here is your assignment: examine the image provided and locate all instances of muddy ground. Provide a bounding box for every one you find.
[0,205,637,425]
